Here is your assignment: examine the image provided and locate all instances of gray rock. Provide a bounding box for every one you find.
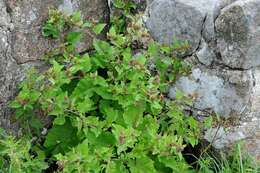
[204,126,245,149]
[147,0,260,118]
[196,40,215,66]
[204,117,260,160]
[6,0,109,64]
[169,67,252,117]
[215,0,260,69]
[145,0,260,160]
[0,0,21,131]
[145,0,218,55]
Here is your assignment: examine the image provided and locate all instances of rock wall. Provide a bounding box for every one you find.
[0,0,109,129]
[145,0,260,159]
[1,0,260,159]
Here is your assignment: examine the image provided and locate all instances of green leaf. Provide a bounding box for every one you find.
[150,101,163,115]
[100,100,119,124]
[82,21,92,28]
[128,156,156,173]
[175,89,184,100]
[187,117,198,129]
[44,119,79,154]
[69,54,92,74]
[53,115,66,125]
[71,11,81,23]
[93,76,108,87]
[109,26,117,36]
[94,87,113,100]
[160,45,171,54]
[66,32,82,44]
[93,23,106,34]
[93,39,113,56]
[106,161,128,173]
[122,48,131,62]
[188,136,197,147]
[51,60,64,73]
[113,0,125,9]
[158,156,191,172]
[123,103,145,127]
[95,132,117,147]
[204,116,213,129]
[42,22,59,38]
[148,42,159,56]
[72,76,94,98]
[75,139,89,156]
[112,124,139,153]
[76,97,95,113]
[9,101,21,109]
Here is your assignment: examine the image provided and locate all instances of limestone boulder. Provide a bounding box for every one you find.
[168,66,253,117]
[145,0,218,55]
[215,0,260,69]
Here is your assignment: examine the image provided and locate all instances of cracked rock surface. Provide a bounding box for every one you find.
[145,0,260,159]
[0,0,109,130]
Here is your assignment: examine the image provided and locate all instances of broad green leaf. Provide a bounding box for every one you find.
[81,54,92,72]
[113,0,125,8]
[159,156,192,172]
[44,120,79,154]
[109,26,117,36]
[71,11,81,23]
[175,89,184,100]
[188,136,197,147]
[76,98,95,113]
[160,45,171,54]
[187,117,198,129]
[93,39,113,56]
[128,156,156,173]
[93,23,106,34]
[122,48,131,62]
[51,60,64,73]
[72,77,94,98]
[95,132,117,147]
[9,101,22,109]
[112,124,139,153]
[66,32,82,44]
[42,23,59,38]
[82,21,92,28]
[69,54,92,74]
[123,103,145,127]
[106,161,128,173]
[150,101,163,115]
[93,76,108,87]
[148,42,159,56]
[94,87,113,99]
[204,116,213,129]
[53,115,66,125]
[100,100,119,124]
[75,139,89,156]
